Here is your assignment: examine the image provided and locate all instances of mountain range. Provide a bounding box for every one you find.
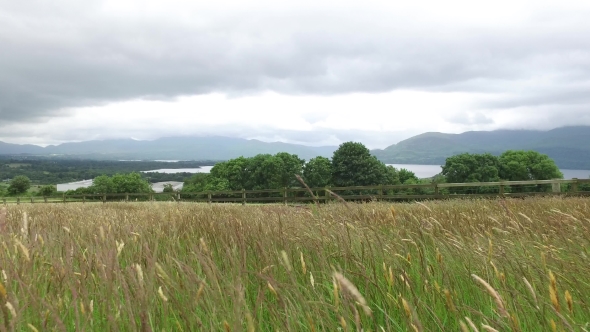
[1,126,590,169]
[0,136,336,161]
[372,126,590,169]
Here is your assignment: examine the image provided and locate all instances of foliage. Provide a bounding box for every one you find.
[0,158,213,185]
[39,185,57,197]
[331,142,388,187]
[182,173,211,192]
[2,198,590,330]
[442,153,501,184]
[162,184,175,193]
[499,150,563,181]
[303,156,333,188]
[8,175,31,195]
[86,173,153,194]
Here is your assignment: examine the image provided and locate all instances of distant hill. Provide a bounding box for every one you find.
[0,136,337,161]
[371,126,590,169]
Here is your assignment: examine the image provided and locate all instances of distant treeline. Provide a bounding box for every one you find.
[0,157,218,185]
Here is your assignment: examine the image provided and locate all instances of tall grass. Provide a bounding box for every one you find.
[0,197,589,331]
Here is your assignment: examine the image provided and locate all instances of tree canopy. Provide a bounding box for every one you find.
[182,142,406,193]
[441,151,563,193]
[499,150,563,181]
[331,142,389,187]
[8,175,31,195]
[85,173,153,194]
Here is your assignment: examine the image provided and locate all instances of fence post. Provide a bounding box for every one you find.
[82,195,86,203]
[325,187,330,203]
[2,198,5,205]
[17,197,20,205]
[242,189,246,206]
[551,179,561,193]
[571,178,578,193]
[44,196,48,203]
[30,197,34,204]
[208,192,212,205]
[282,187,288,205]
[378,184,383,201]
[63,193,66,203]
[434,184,440,197]
[103,195,106,204]
[125,194,129,202]
[499,183,505,196]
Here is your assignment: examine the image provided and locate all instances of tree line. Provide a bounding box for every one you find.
[182,142,420,193]
[2,142,588,197]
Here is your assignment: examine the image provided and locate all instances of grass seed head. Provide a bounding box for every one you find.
[333,272,372,316]
[471,274,509,318]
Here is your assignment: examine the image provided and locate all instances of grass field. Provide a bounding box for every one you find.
[0,197,589,331]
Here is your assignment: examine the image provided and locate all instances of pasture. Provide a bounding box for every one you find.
[0,197,589,331]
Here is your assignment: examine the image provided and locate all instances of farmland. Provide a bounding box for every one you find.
[0,197,589,331]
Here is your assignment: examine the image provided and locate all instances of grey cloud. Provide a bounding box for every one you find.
[445,111,494,125]
[2,0,590,132]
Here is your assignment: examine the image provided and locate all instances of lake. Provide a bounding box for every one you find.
[143,164,589,180]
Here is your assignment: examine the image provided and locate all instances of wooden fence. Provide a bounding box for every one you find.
[2,178,590,205]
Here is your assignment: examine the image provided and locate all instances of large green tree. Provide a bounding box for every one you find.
[331,142,388,187]
[8,175,31,195]
[87,173,153,194]
[499,150,563,181]
[303,157,333,188]
[441,153,501,184]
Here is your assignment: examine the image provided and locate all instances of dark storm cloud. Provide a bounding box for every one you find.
[1,0,590,131]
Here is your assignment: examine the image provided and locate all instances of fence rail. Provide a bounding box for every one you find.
[2,178,590,205]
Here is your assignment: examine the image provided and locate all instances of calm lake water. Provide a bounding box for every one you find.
[144,164,589,180]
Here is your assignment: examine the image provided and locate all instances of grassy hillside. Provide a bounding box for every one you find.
[372,126,590,169]
[0,198,589,330]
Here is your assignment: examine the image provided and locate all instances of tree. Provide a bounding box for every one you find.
[88,173,152,194]
[273,152,305,188]
[89,175,114,194]
[499,150,563,181]
[183,173,211,192]
[162,184,175,193]
[331,142,388,187]
[441,153,501,184]
[398,168,419,184]
[303,157,333,188]
[8,175,31,195]
[39,185,56,197]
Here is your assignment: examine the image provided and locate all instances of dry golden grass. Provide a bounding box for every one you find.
[0,196,588,331]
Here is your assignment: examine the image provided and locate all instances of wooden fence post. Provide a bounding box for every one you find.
[44,196,48,203]
[551,179,561,193]
[208,192,212,205]
[103,195,106,204]
[434,184,440,197]
[242,189,246,206]
[572,178,578,193]
[283,187,288,206]
[2,198,5,205]
[17,197,20,205]
[499,184,505,196]
[63,193,66,203]
[30,197,34,204]
[378,185,383,201]
[125,194,129,202]
[82,195,86,203]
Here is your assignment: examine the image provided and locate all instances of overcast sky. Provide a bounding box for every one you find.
[1,0,589,149]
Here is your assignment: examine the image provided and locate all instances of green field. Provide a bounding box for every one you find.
[0,198,589,331]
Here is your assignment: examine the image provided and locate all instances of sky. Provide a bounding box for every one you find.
[1,0,590,149]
